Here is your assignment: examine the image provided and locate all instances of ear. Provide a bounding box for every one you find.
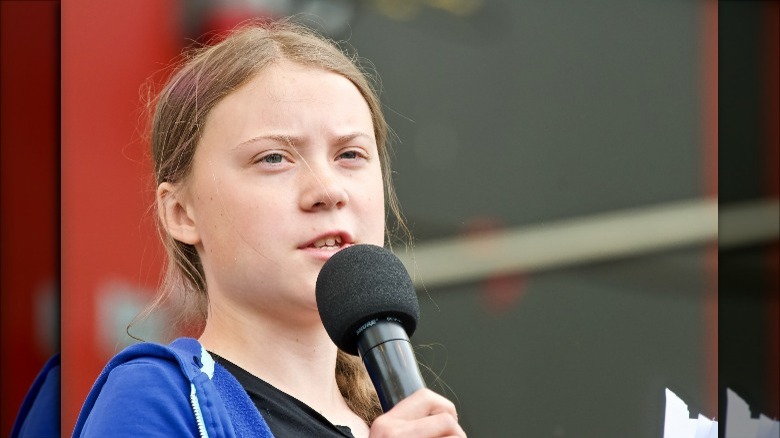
[157,182,201,245]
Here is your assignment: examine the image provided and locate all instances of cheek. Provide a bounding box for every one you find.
[215,189,281,236]
[191,179,264,245]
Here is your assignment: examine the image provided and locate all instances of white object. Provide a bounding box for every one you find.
[663,388,717,438]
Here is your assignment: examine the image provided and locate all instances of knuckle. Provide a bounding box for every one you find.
[436,412,462,433]
[442,398,456,411]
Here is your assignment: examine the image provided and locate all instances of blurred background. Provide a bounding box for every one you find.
[1,0,777,436]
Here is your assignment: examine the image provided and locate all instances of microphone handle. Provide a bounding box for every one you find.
[357,319,426,412]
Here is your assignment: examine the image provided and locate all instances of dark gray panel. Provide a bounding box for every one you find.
[349,0,701,239]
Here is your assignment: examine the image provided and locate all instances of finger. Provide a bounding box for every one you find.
[386,389,458,420]
[402,412,466,438]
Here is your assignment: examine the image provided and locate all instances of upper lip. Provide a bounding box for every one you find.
[299,230,355,249]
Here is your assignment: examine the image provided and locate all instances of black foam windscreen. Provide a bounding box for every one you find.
[316,244,419,356]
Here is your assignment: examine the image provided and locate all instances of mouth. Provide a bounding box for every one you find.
[300,231,354,252]
[311,235,344,250]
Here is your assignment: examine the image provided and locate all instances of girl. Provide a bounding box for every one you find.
[74,20,465,438]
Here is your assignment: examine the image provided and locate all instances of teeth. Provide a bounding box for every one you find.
[313,235,342,249]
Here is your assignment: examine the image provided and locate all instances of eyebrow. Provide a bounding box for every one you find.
[233,131,375,150]
[334,131,375,145]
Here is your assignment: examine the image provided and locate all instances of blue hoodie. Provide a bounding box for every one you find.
[11,353,60,437]
[73,338,274,437]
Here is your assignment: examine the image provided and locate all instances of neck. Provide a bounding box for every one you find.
[198,299,346,417]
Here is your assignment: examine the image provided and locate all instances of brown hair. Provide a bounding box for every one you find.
[145,19,408,424]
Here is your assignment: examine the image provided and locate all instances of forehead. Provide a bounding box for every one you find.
[199,60,374,147]
[246,61,353,99]
[220,61,369,118]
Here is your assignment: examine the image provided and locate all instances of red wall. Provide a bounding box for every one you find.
[61,1,178,433]
[1,1,59,434]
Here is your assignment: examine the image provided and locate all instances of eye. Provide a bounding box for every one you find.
[337,149,368,161]
[259,153,284,164]
[253,152,290,166]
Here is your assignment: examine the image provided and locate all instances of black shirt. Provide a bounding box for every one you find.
[211,353,356,438]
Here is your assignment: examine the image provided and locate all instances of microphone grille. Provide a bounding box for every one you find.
[316,244,419,355]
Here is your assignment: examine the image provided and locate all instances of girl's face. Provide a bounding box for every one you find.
[181,61,385,324]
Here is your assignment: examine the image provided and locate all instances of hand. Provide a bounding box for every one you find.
[368,389,466,438]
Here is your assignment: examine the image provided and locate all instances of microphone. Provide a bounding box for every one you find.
[316,244,425,412]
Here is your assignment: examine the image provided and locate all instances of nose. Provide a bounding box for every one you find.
[298,165,349,211]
